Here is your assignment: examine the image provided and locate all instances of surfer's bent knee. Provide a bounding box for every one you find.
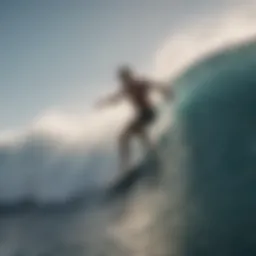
[119,127,132,145]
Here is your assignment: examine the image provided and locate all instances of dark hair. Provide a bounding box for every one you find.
[118,65,133,78]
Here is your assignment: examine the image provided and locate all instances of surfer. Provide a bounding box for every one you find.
[96,65,172,172]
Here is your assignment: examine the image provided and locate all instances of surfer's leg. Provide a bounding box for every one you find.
[118,107,156,171]
[138,128,155,153]
[119,131,129,172]
[118,123,137,172]
[137,108,156,153]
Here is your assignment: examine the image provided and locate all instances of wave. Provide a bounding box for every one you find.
[170,39,256,255]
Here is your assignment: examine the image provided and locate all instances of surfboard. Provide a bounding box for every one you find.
[107,150,161,198]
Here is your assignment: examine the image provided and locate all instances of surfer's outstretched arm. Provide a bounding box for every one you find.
[148,81,174,101]
[96,91,124,109]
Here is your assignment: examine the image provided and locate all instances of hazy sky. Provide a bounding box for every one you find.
[0,0,252,130]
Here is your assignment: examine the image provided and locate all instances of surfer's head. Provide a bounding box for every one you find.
[117,65,134,84]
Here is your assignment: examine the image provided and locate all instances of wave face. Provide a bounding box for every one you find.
[171,40,256,255]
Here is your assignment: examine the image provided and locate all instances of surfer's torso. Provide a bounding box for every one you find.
[123,79,152,111]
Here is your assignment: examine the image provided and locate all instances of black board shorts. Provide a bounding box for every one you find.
[136,107,156,127]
